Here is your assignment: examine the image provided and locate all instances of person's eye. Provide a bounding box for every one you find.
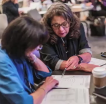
[53,24,59,27]
[62,22,68,26]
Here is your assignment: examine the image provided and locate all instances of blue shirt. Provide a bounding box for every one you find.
[0,47,52,104]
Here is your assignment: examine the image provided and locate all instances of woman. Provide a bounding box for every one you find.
[40,2,92,71]
[0,16,58,104]
[86,0,106,17]
[2,0,21,23]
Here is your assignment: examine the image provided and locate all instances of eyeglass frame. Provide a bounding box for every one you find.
[51,21,70,30]
[37,45,43,51]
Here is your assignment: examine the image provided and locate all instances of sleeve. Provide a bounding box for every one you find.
[7,3,19,16]
[35,66,52,79]
[78,23,92,55]
[40,44,60,71]
[0,61,33,104]
[14,4,19,8]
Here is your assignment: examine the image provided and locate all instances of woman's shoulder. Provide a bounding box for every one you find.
[0,47,18,73]
[0,47,11,63]
[3,1,13,6]
[41,42,55,53]
[43,42,54,49]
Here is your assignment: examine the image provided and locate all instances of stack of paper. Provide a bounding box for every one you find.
[41,75,91,104]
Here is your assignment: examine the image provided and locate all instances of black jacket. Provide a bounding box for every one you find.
[2,1,19,23]
[40,24,91,70]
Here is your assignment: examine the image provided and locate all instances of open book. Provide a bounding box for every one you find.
[41,75,91,104]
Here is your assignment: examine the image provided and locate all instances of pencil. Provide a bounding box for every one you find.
[62,68,67,77]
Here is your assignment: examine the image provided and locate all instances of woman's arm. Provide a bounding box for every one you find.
[0,60,33,104]
[27,53,49,72]
[0,60,58,104]
[78,52,91,63]
[59,52,91,70]
[78,23,92,61]
[31,77,59,104]
[77,63,99,72]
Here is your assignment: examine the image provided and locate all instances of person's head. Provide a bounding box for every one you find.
[42,2,80,44]
[1,16,48,57]
[11,0,15,3]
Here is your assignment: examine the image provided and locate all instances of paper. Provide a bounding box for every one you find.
[18,7,31,13]
[41,88,89,104]
[89,58,106,68]
[52,75,91,88]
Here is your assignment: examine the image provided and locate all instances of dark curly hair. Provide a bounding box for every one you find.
[41,2,80,44]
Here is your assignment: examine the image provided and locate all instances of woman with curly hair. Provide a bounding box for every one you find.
[40,2,92,71]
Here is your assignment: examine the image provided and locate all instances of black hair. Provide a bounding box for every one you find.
[2,16,48,57]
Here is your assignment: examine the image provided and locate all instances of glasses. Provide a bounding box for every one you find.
[37,45,43,51]
[51,21,70,30]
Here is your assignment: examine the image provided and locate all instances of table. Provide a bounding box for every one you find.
[19,6,46,15]
[18,1,43,14]
[19,3,94,15]
[71,4,94,13]
[52,70,106,104]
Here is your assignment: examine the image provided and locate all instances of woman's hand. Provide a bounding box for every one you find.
[77,63,99,72]
[86,2,92,6]
[25,52,36,62]
[66,56,79,70]
[41,76,59,93]
[18,11,23,16]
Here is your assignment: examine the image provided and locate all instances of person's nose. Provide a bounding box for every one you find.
[59,26,64,31]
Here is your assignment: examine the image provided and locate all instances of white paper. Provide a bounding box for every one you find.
[89,58,106,68]
[41,88,89,104]
[52,75,91,88]
[39,11,46,14]
[19,7,31,13]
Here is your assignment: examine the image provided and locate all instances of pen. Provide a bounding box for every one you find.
[62,68,67,77]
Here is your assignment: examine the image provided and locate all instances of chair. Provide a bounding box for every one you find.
[27,9,41,21]
[0,14,8,39]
